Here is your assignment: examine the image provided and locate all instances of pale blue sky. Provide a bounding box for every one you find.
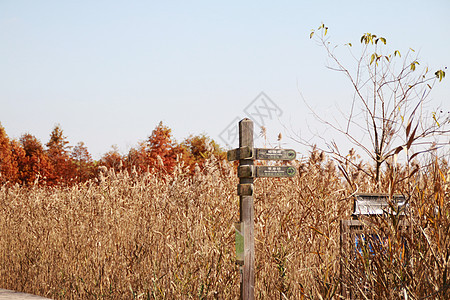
[1,0,449,158]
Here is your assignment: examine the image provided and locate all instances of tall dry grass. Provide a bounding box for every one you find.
[0,151,448,299]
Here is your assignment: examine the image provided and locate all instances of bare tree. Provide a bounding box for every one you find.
[307,24,448,185]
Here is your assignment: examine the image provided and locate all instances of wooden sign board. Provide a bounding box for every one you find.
[228,147,297,161]
[238,165,297,178]
[255,148,296,160]
[256,166,297,178]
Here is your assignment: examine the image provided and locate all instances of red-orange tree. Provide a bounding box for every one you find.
[46,124,74,184]
[147,121,179,173]
[125,124,227,176]
[1,122,228,184]
[126,122,180,174]
[100,145,124,173]
[71,141,96,182]
[0,123,18,184]
[180,134,226,173]
[18,133,52,185]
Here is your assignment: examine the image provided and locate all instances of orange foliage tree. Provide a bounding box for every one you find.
[0,123,18,184]
[46,124,74,184]
[146,121,179,173]
[18,133,52,185]
[9,140,26,184]
[180,134,226,172]
[125,123,227,176]
[100,145,124,173]
[0,121,228,184]
[71,141,96,182]
[126,122,180,174]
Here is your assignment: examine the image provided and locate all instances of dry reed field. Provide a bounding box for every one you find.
[0,151,449,299]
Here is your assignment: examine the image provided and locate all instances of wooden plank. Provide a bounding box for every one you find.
[256,166,297,178]
[227,146,253,161]
[238,165,255,178]
[228,147,297,161]
[255,148,296,160]
[238,118,255,300]
[237,183,253,196]
[238,165,298,178]
[241,195,254,300]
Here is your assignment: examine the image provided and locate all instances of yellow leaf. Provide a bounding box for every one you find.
[370,53,376,65]
[433,112,440,127]
[435,70,446,82]
[375,37,386,45]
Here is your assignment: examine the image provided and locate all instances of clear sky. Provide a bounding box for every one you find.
[1,0,449,159]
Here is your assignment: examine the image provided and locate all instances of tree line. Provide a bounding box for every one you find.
[0,121,226,186]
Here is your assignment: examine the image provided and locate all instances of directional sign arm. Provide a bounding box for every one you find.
[238,165,297,178]
[255,148,296,160]
[256,166,297,178]
[228,147,296,161]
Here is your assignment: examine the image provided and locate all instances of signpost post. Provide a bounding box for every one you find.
[228,118,297,300]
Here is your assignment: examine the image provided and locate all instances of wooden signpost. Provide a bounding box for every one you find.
[228,118,297,300]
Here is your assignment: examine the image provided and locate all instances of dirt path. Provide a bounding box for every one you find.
[0,289,50,300]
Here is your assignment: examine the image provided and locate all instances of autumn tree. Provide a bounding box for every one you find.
[146,121,179,173]
[9,139,26,184]
[126,141,148,172]
[181,134,226,171]
[100,145,124,173]
[71,141,95,182]
[18,133,52,184]
[0,123,18,184]
[46,124,73,184]
[126,122,180,174]
[309,24,449,186]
